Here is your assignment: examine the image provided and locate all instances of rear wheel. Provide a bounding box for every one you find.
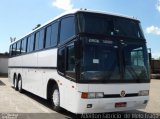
[51,85,61,112]
[18,76,23,93]
[14,75,18,91]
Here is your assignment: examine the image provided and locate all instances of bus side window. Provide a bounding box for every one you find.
[58,48,65,74]
[45,26,52,48]
[9,45,13,57]
[12,43,17,56]
[60,16,75,44]
[30,34,35,52]
[39,29,45,50]
[51,22,58,47]
[16,41,21,55]
[21,38,27,54]
[35,32,40,50]
[27,34,35,53]
[66,43,76,79]
[27,36,31,53]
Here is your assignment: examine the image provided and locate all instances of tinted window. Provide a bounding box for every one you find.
[35,32,40,50]
[12,43,17,56]
[114,18,143,39]
[66,44,75,71]
[45,26,52,48]
[27,34,35,52]
[51,22,58,47]
[30,34,35,52]
[123,42,149,80]
[60,17,75,44]
[77,13,144,39]
[27,36,31,53]
[9,45,12,56]
[39,29,45,50]
[81,39,120,81]
[16,41,21,55]
[58,48,65,74]
[21,38,27,54]
[66,43,76,79]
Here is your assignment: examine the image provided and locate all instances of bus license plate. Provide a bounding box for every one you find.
[115,102,127,108]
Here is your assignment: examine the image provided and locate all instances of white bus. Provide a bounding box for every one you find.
[8,9,150,114]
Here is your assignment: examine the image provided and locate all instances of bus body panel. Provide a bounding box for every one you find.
[37,49,57,67]
[65,83,149,114]
[8,56,22,67]
[8,49,58,99]
[22,53,37,67]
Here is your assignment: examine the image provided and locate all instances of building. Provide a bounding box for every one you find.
[150,59,160,79]
[151,60,160,74]
[0,53,9,77]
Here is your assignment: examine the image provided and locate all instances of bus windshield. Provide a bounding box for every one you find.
[80,37,150,83]
[81,38,120,81]
[77,12,144,39]
[122,40,149,81]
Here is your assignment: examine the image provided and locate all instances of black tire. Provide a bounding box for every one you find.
[14,75,18,91]
[51,85,61,112]
[18,76,23,93]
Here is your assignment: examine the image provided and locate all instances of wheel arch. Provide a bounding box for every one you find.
[47,79,59,100]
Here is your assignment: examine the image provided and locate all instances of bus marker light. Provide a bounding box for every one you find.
[81,92,88,99]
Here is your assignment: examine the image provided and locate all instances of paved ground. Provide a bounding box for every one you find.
[0,78,160,119]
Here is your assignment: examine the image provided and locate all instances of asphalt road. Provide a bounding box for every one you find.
[0,78,160,119]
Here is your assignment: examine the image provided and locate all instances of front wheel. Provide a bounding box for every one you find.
[51,85,61,112]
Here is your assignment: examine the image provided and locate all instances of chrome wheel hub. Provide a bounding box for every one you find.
[53,89,60,106]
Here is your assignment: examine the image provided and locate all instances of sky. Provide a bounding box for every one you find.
[0,0,160,58]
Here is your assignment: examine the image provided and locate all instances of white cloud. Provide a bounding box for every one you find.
[146,26,160,35]
[152,52,160,59]
[52,0,73,11]
[156,0,160,12]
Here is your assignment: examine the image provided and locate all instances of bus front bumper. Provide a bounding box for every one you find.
[74,96,149,114]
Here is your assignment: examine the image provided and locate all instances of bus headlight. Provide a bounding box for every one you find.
[81,92,104,99]
[88,93,96,98]
[96,92,104,98]
[138,90,149,96]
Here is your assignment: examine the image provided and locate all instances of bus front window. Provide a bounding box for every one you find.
[79,38,149,83]
[122,42,150,81]
[77,12,144,39]
[81,38,121,81]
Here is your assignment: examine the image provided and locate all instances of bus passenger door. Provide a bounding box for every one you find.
[57,42,77,109]
[65,43,77,109]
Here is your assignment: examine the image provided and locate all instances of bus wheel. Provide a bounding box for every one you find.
[14,75,18,91]
[51,85,61,112]
[18,76,23,93]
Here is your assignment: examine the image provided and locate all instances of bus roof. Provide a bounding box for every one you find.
[11,9,139,45]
